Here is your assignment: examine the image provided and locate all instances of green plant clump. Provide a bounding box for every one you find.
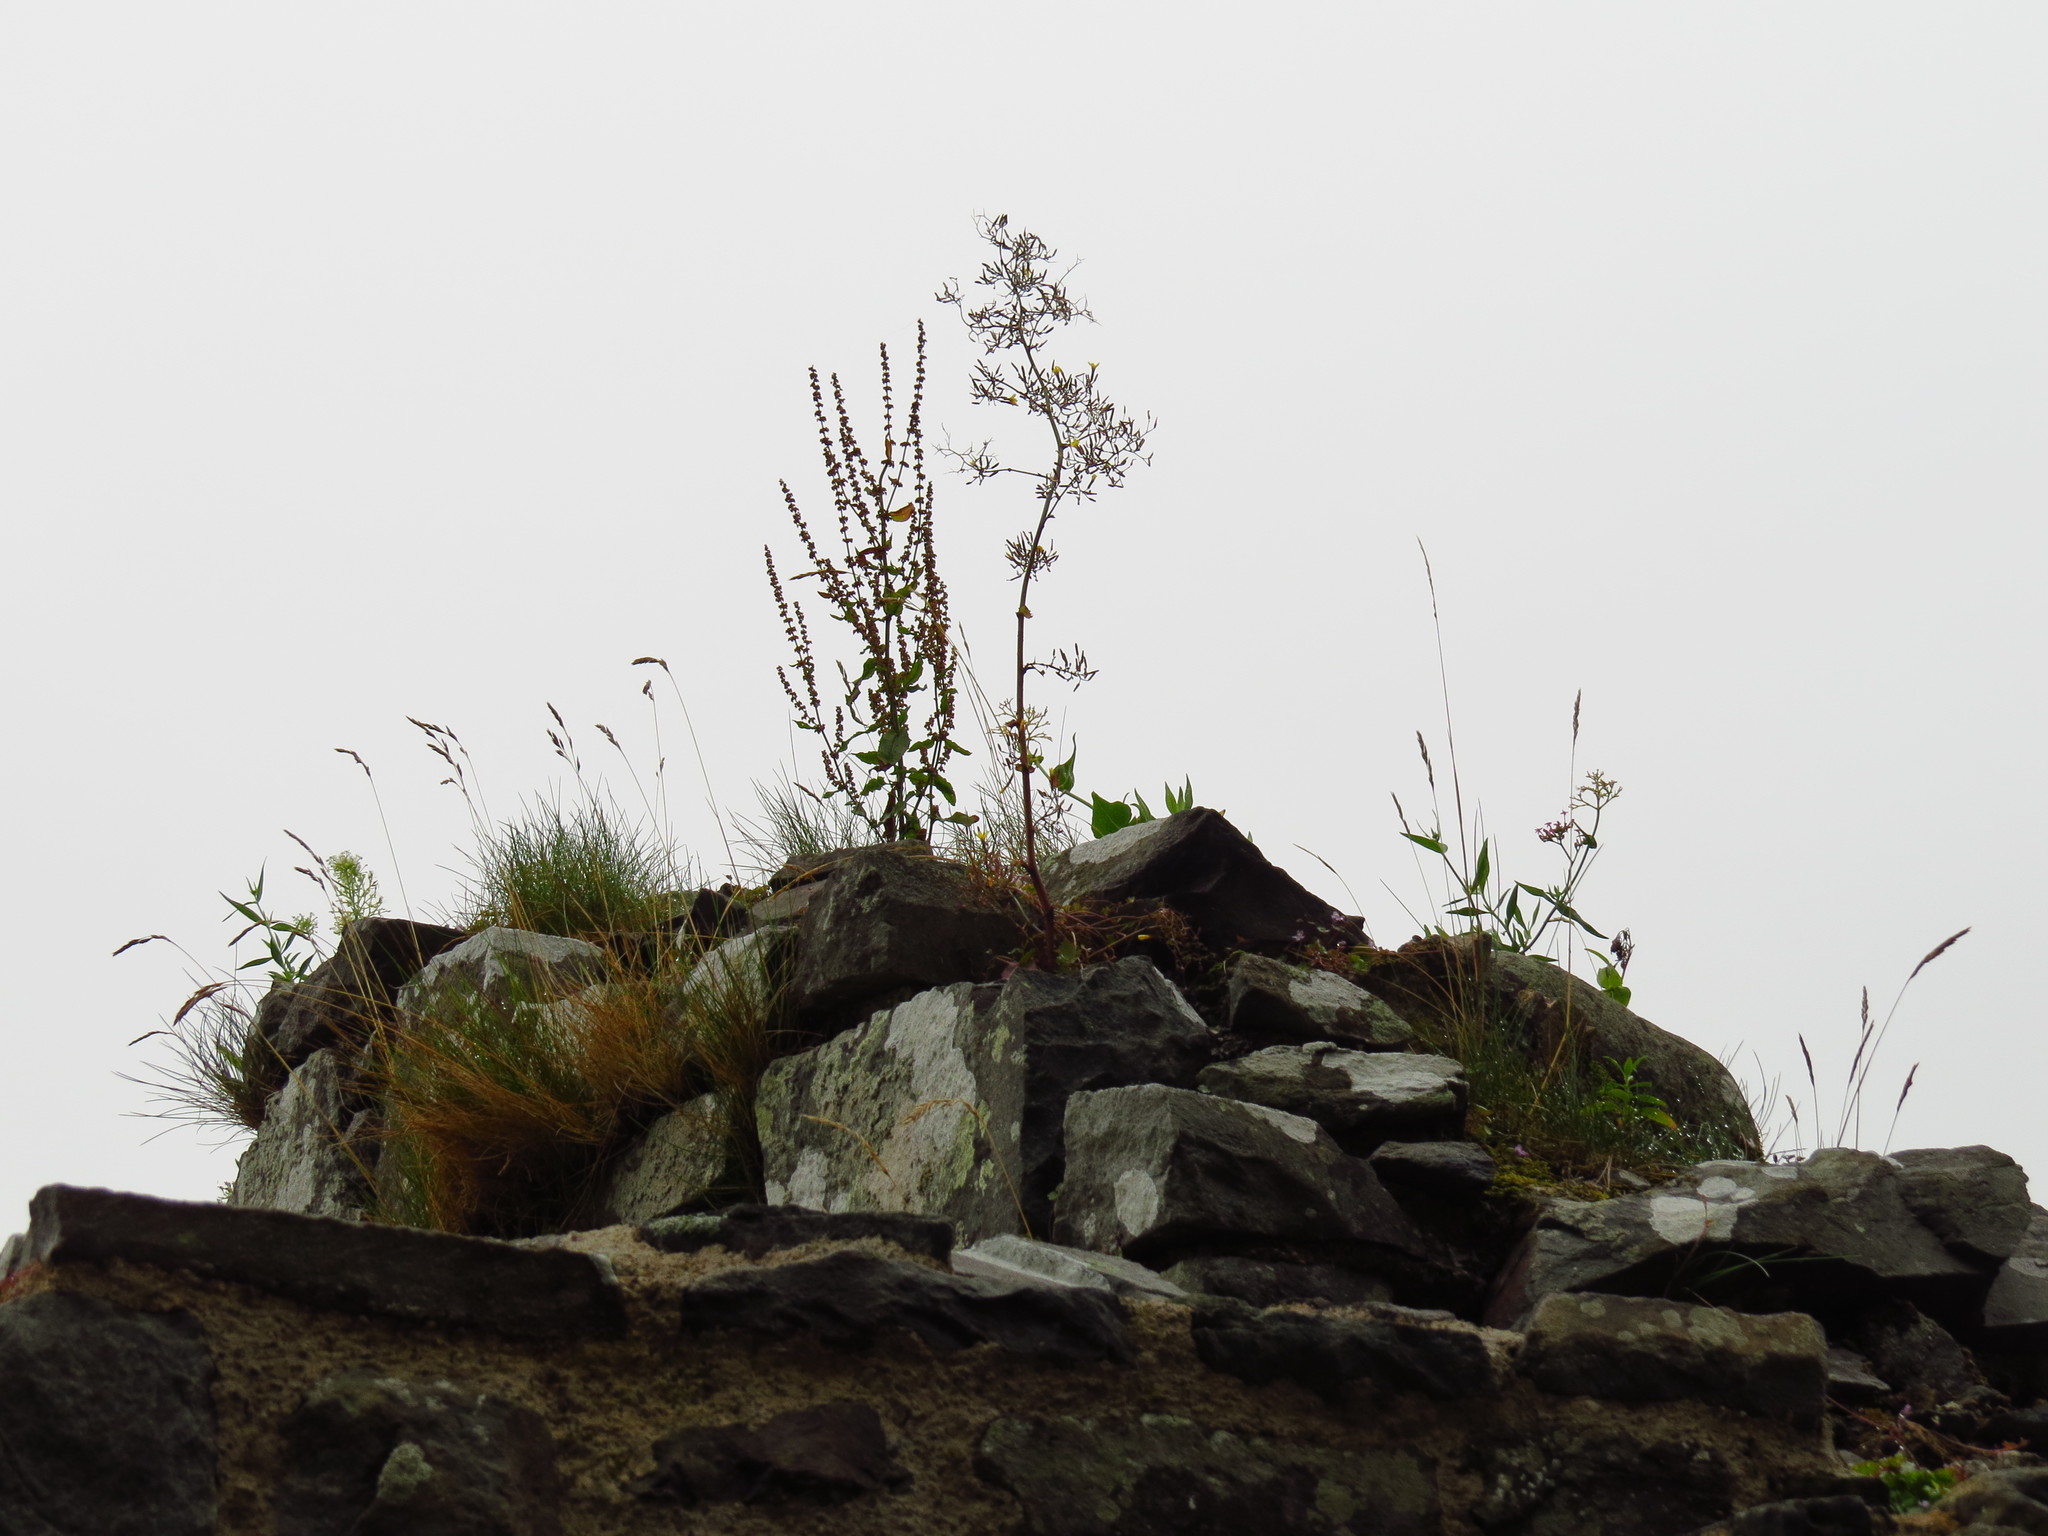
[1851,1455,1957,1514]
[458,795,685,939]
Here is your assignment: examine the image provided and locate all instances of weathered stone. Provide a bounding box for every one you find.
[1985,1204,2048,1343]
[1043,807,1361,952]
[0,1292,216,1536]
[953,1234,1188,1301]
[1053,1084,1451,1297]
[788,847,1020,1024]
[0,1229,26,1279]
[1684,1495,1881,1536]
[747,880,825,926]
[641,1203,954,1264]
[671,927,788,1019]
[1197,1044,1467,1152]
[1162,1256,1393,1309]
[229,1047,374,1217]
[975,1413,1438,1536]
[1520,1293,1828,1424]
[1824,1346,1890,1405]
[1486,1149,1986,1328]
[1370,1139,1497,1199]
[276,1372,561,1536]
[254,917,467,1071]
[27,1185,626,1339]
[397,926,609,1020]
[592,1094,732,1225]
[1892,1145,2033,1264]
[630,1401,907,1506]
[1473,1430,1744,1536]
[1223,953,1415,1051]
[758,959,1211,1243]
[1842,1297,1982,1404]
[1192,1296,1497,1401]
[1939,1467,2048,1534]
[675,885,748,943]
[676,1248,1132,1364]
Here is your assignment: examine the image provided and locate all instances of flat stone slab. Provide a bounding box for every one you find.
[953,1234,1187,1302]
[26,1186,626,1340]
[1224,953,1415,1051]
[641,1204,954,1264]
[1192,1296,1499,1401]
[1369,1139,1497,1199]
[1198,1044,1467,1150]
[1985,1203,2048,1343]
[229,1047,373,1219]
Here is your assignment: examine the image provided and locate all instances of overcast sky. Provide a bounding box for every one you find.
[3,5,2042,1231]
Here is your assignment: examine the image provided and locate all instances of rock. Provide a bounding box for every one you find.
[630,1401,907,1506]
[27,1185,626,1339]
[1520,1292,1828,1424]
[953,1234,1188,1301]
[641,1203,954,1264]
[1940,1468,2048,1534]
[1486,1149,1987,1328]
[592,1094,733,1224]
[746,880,825,926]
[396,926,609,1020]
[229,1048,375,1217]
[1043,807,1361,952]
[1472,1431,1745,1536]
[0,1292,216,1536]
[1197,1044,1467,1152]
[1981,1402,2048,1453]
[671,927,788,1019]
[1223,953,1415,1051]
[757,959,1210,1243]
[1191,1296,1498,1401]
[974,1413,1438,1536]
[675,885,747,943]
[1986,1205,2048,1344]
[1842,1297,1983,1404]
[1162,1256,1393,1309]
[675,1248,1133,1364]
[1685,1495,1881,1535]
[1892,1145,2033,1264]
[1370,1139,1497,1199]
[253,917,467,1072]
[0,1229,26,1279]
[275,1372,561,1536]
[1053,1084,1452,1298]
[787,847,1020,1026]
[1824,1346,1891,1405]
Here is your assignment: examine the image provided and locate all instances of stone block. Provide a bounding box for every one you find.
[1224,952,1415,1050]
[631,1402,908,1506]
[229,1047,374,1218]
[953,1234,1187,1301]
[1192,1296,1498,1401]
[1985,1204,2048,1343]
[1197,1044,1467,1151]
[253,917,467,1072]
[1162,1256,1393,1309]
[397,926,609,1020]
[640,1203,954,1263]
[1369,1139,1497,1199]
[1892,1144,2033,1264]
[592,1094,732,1225]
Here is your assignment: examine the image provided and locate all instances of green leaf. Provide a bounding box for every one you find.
[1164,778,1194,815]
[1471,839,1491,893]
[873,728,911,766]
[1048,748,1077,796]
[928,772,957,804]
[1090,794,1135,838]
[1402,833,1449,855]
[1131,792,1156,823]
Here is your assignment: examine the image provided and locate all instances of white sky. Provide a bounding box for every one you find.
[3,6,2042,1231]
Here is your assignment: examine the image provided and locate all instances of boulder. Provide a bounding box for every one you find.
[953,1234,1188,1301]
[670,927,788,1022]
[591,1094,733,1224]
[1520,1293,1828,1424]
[1486,1149,1987,1328]
[1823,1346,1890,1405]
[1052,1084,1454,1299]
[675,1248,1133,1365]
[1197,1045,1467,1152]
[1369,1139,1498,1200]
[1984,1204,2048,1344]
[396,926,609,1020]
[275,1372,561,1536]
[631,1401,907,1507]
[252,916,467,1072]
[640,1204,954,1264]
[229,1047,375,1218]
[974,1413,1438,1536]
[787,847,1020,1026]
[0,1292,217,1536]
[1936,1467,2048,1534]
[757,959,1211,1243]
[1841,1297,1983,1404]
[1191,1297,1499,1401]
[1223,953,1415,1051]
[1892,1145,2033,1264]
[1042,807,1360,952]
[1162,1256,1393,1309]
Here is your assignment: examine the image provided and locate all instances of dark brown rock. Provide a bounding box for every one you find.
[631,1401,907,1506]
[1223,953,1415,1051]
[641,1204,954,1264]
[1191,1297,1497,1401]
[255,917,467,1071]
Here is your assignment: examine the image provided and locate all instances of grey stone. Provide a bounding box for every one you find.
[1842,1297,1982,1404]
[0,1230,24,1279]
[1162,1256,1393,1309]
[1223,953,1414,1051]
[1985,1204,2048,1343]
[27,1185,626,1339]
[1471,1430,1743,1536]
[593,1094,732,1224]
[1686,1496,1881,1536]
[640,1203,954,1263]
[1892,1145,2033,1264]
[1941,1469,2048,1535]
[0,1292,216,1536]
[954,1234,1187,1301]
[229,1047,374,1217]
[1052,1084,1453,1298]
[788,847,1020,1024]
[758,959,1210,1243]
[676,1248,1133,1364]
[974,1413,1438,1536]
[747,880,824,926]
[397,926,609,1020]
[256,917,468,1072]
[1369,1139,1497,1198]
[630,1401,907,1506]
[1198,1044,1466,1151]
[276,1372,561,1536]
[1486,1148,1986,1327]
[1824,1346,1890,1404]
[1520,1292,1828,1424]
[1192,1296,1498,1401]
[1043,807,1361,952]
